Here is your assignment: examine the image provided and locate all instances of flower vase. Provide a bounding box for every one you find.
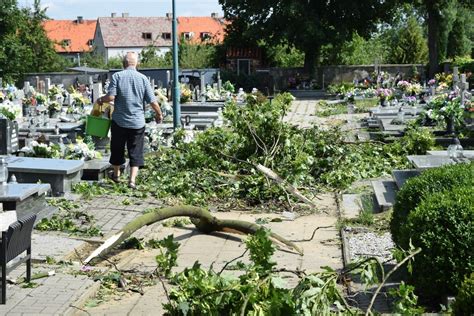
[49,110,59,119]
[380,99,388,107]
[445,116,455,135]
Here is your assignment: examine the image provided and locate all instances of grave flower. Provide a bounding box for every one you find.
[24,141,61,159]
[397,80,410,91]
[64,138,102,161]
[180,84,192,103]
[35,93,47,105]
[375,88,393,100]
[0,92,5,103]
[428,79,436,86]
[0,101,21,121]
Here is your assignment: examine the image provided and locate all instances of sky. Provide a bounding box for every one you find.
[18,0,224,19]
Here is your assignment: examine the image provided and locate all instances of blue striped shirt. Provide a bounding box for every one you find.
[107,67,156,129]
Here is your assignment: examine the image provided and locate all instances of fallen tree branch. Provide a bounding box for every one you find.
[254,164,320,210]
[84,206,303,264]
[290,225,334,242]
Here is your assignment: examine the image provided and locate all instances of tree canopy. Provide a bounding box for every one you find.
[0,0,70,84]
[219,0,399,74]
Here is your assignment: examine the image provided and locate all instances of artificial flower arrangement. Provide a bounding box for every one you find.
[428,79,436,86]
[0,91,5,103]
[0,101,22,121]
[375,88,393,101]
[35,93,47,104]
[48,101,62,112]
[23,141,61,159]
[426,90,465,124]
[397,81,422,96]
[64,138,102,161]
[180,84,193,103]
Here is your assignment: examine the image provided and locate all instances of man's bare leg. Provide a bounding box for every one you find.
[113,165,121,178]
[130,166,139,185]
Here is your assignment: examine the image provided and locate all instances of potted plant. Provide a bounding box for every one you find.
[375,88,393,107]
[48,101,62,118]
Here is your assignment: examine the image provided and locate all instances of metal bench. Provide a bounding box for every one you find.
[1,213,36,304]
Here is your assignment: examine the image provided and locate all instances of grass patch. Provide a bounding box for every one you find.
[316,100,348,117]
[354,98,378,113]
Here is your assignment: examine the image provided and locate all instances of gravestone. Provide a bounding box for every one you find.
[92,82,102,103]
[0,119,19,154]
[0,183,53,221]
[371,180,397,211]
[45,78,51,96]
[392,169,421,189]
[200,73,206,102]
[5,156,84,196]
[407,155,455,169]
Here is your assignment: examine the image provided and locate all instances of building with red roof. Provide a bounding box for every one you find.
[177,13,226,44]
[43,17,96,63]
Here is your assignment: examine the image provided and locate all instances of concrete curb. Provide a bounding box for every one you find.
[64,281,101,316]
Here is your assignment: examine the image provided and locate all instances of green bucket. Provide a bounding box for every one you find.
[86,115,111,138]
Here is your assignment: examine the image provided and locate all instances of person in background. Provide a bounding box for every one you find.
[97,52,163,189]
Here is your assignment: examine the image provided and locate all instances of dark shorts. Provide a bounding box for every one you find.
[110,121,145,167]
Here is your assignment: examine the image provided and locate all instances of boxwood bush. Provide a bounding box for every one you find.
[390,162,474,248]
[452,273,474,316]
[405,186,473,298]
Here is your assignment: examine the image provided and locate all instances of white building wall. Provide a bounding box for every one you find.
[106,47,171,61]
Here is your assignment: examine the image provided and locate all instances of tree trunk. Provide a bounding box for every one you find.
[303,45,320,79]
[427,8,440,79]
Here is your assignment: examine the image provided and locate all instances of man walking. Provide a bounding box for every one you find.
[97,52,163,189]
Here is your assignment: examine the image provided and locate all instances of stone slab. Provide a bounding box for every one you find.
[341,194,362,219]
[371,180,397,211]
[0,183,50,202]
[407,155,455,169]
[82,160,111,181]
[6,156,84,175]
[427,150,474,159]
[392,169,421,189]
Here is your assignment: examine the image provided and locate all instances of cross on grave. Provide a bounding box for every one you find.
[23,82,31,97]
[453,67,459,87]
[35,76,40,91]
[460,74,470,106]
[38,80,45,95]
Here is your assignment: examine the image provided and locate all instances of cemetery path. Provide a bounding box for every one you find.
[80,194,343,315]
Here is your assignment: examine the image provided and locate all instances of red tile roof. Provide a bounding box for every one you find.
[43,19,96,53]
[97,17,172,47]
[177,17,226,43]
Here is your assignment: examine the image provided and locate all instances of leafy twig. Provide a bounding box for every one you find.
[365,248,421,315]
[291,225,334,242]
[218,249,249,275]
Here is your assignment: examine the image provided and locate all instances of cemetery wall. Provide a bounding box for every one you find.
[24,72,107,89]
[269,64,426,90]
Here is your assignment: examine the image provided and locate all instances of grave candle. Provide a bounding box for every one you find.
[0,157,8,185]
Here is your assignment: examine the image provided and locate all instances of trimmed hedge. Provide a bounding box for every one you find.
[390,162,474,248]
[452,273,474,316]
[405,186,474,298]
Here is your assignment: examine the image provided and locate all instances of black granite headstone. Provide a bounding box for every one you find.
[0,118,19,154]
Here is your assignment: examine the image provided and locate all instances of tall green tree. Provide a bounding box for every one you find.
[219,0,399,75]
[414,0,473,77]
[0,0,69,83]
[446,5,473,59]
[388,15,428,64]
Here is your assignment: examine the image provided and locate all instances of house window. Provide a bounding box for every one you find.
[162,32,171,40]
[87,39,94,46]
[237,59,251,76]
[62,39,71,47]
[182,32,193,40]
[200,32,211,40]
[142,32,152,40]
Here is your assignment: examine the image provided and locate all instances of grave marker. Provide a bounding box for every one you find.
[45,78,51,97]
[92,82,102,103]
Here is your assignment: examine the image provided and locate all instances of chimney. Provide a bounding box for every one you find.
[166,12,172,19]
[122,13,129,18]
[111,13,117,18]
[211,12,219,18]
[77,16,84,24]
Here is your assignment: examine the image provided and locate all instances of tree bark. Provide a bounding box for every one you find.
[427,7,440,78]
[84,206,303,264]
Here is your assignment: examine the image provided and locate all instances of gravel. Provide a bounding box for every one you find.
[345,228,395,262]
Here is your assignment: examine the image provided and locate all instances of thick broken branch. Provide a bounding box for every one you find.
[84,206,303,264]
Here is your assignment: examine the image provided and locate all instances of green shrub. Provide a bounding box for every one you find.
[390,162,474,248]
[405,187,474,298]
[452,273,474,316]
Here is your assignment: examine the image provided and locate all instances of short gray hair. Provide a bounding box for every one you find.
[123,52,138,67]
